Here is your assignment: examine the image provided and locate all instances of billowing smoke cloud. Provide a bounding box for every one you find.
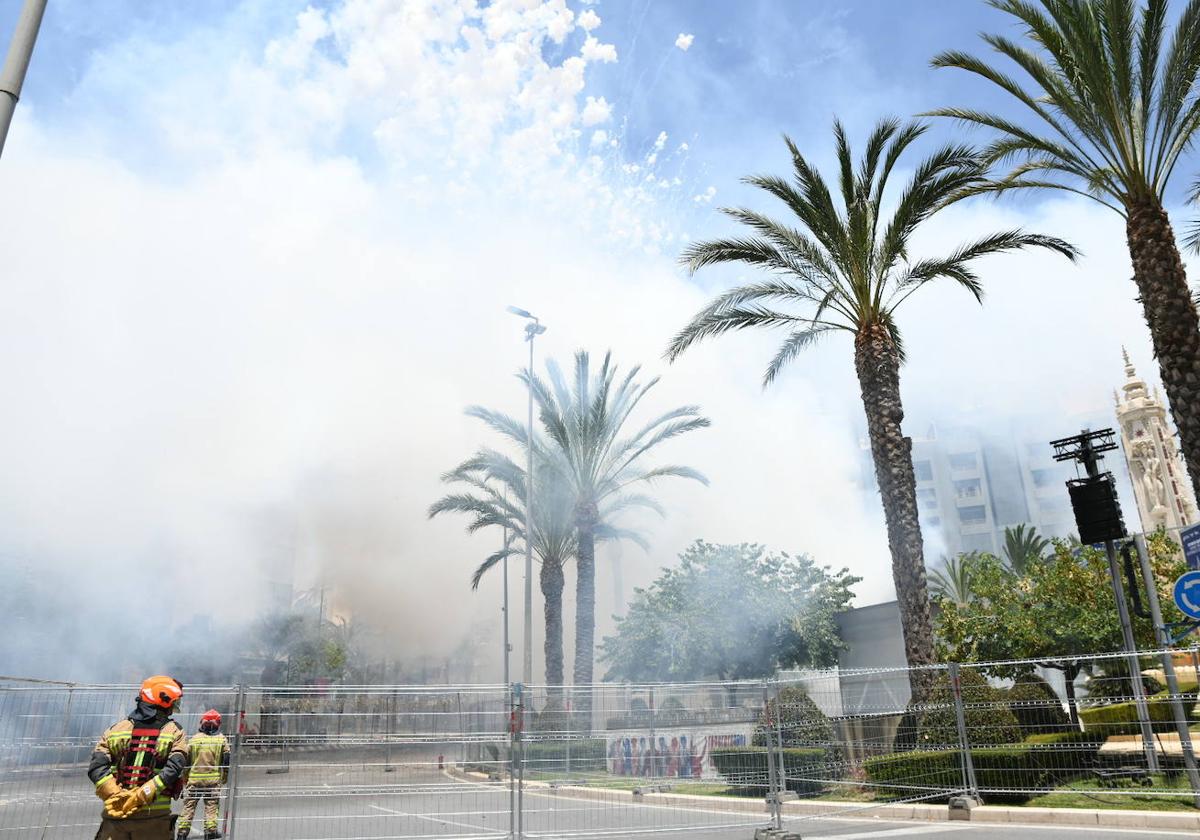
[0,1,1190,684]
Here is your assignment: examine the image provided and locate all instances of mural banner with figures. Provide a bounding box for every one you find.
[604,723,753,780]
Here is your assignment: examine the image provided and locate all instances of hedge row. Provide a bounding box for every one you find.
[864,732,1102,804]
[1079,695,1180,735]
[521,739,607,774]
[710,746,830,795]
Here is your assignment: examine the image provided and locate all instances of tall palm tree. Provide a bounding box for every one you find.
[667,119,1076,699]
[526,351,710,719]
[928,553,979,606]
[1003,523,1050,574]
[429,448,576,691]
[929,0,1200,504]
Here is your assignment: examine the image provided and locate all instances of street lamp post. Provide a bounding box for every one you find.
[507,306,545,687]
[0,0,47,159]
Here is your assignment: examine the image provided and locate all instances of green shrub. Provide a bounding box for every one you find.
[1006,676,1070,735]
[752,686,834,749]
[1079,693,1177,735]
[864,732,1101,805]
[521,739,607,774]
[917,670,1020,748]
[710,746,828,795]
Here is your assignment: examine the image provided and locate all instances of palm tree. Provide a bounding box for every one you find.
[929,0,1200,504]
[525,351,710,719]
[429,448,576,691]
[1003,523,1050,574]
[430,423,654,693]
[667,119,1076,699]
[928,553,979,606]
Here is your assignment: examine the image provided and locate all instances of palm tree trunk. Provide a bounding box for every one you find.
[540,559,565,697]
[573,507,598,731]
[1126,199,1200,503]
[854,324,936,702]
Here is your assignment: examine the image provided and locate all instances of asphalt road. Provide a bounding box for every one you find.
[1,749,1195,840]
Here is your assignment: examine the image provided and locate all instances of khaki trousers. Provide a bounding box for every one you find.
[179,782,221,833]
[94,815,175,840]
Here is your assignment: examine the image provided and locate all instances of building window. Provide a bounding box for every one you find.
[949,452,978,471]
[959,504,987,524]
[914,460,933,482]
[1031,468,1054,488]
[927,516,941,527]
[917,488,938,509]
[954,478,981,499]
[961,532,994,554]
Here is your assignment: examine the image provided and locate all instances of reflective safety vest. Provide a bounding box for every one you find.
[102,720,185,815]
[187,733,228,784]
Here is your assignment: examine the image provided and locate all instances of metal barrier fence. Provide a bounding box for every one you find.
[2,647,1198,839]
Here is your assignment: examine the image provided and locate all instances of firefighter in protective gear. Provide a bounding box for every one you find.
[177,709,229,840]
[88,675,189,840]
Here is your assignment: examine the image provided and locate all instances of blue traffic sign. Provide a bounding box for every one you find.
[1182,523,1200,571]
[1175,571,1200,620]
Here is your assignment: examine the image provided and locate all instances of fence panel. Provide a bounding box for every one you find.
[0,683,239,839]
[508,680,772,839]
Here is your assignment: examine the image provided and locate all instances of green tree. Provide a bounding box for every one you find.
[430,446,647,692]
[935,534,1186,725]
[1003,523,1050,574]
[930,0,1200,505]
[599,541,859,683]
[927,552,979,605]
[527,351,710,718]
[666,119,1075,698]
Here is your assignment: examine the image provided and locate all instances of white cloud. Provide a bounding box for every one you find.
[693,185,717,203]
[581,95,613,125]
[581,35,618,63]
[675,32,694,51]
[578,9,601,31]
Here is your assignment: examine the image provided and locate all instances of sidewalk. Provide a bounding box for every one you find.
[454,770,1200,833]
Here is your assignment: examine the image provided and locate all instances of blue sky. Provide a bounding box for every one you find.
[0,0,1079,204]
[0,1,1196,677]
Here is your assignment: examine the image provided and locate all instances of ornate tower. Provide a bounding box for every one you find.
[1114,350,1198,532]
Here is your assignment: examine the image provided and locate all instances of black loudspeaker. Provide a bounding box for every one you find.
[1067,474,1127,544]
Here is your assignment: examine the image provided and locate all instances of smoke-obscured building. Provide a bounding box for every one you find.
[860,414,1136,562]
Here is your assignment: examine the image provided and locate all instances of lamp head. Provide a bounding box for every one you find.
[507,306,533,319]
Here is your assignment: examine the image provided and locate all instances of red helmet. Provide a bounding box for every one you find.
[200,709,221,728]
[140,675,184,710]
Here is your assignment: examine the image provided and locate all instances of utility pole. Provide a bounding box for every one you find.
[1052,429,1158,772]
[0,0,47,158]
[507,306,545,686]
[1132,533,1200,805]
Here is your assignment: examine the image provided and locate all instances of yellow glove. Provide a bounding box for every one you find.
[104,780,158,818]
[94,776,121,802]
[103,790,132,819]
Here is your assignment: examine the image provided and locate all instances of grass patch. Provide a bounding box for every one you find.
[1025,774,1199,812]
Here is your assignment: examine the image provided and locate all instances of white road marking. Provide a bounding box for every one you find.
[368,801,508,835]
[815,826,964,839]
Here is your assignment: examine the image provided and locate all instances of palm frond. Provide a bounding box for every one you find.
[763,327,836,387]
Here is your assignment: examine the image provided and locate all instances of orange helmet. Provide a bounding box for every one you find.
[200,709,221,729]
[139,675,184,709]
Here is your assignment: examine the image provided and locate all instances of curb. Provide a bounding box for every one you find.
[449,770,1200,832]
